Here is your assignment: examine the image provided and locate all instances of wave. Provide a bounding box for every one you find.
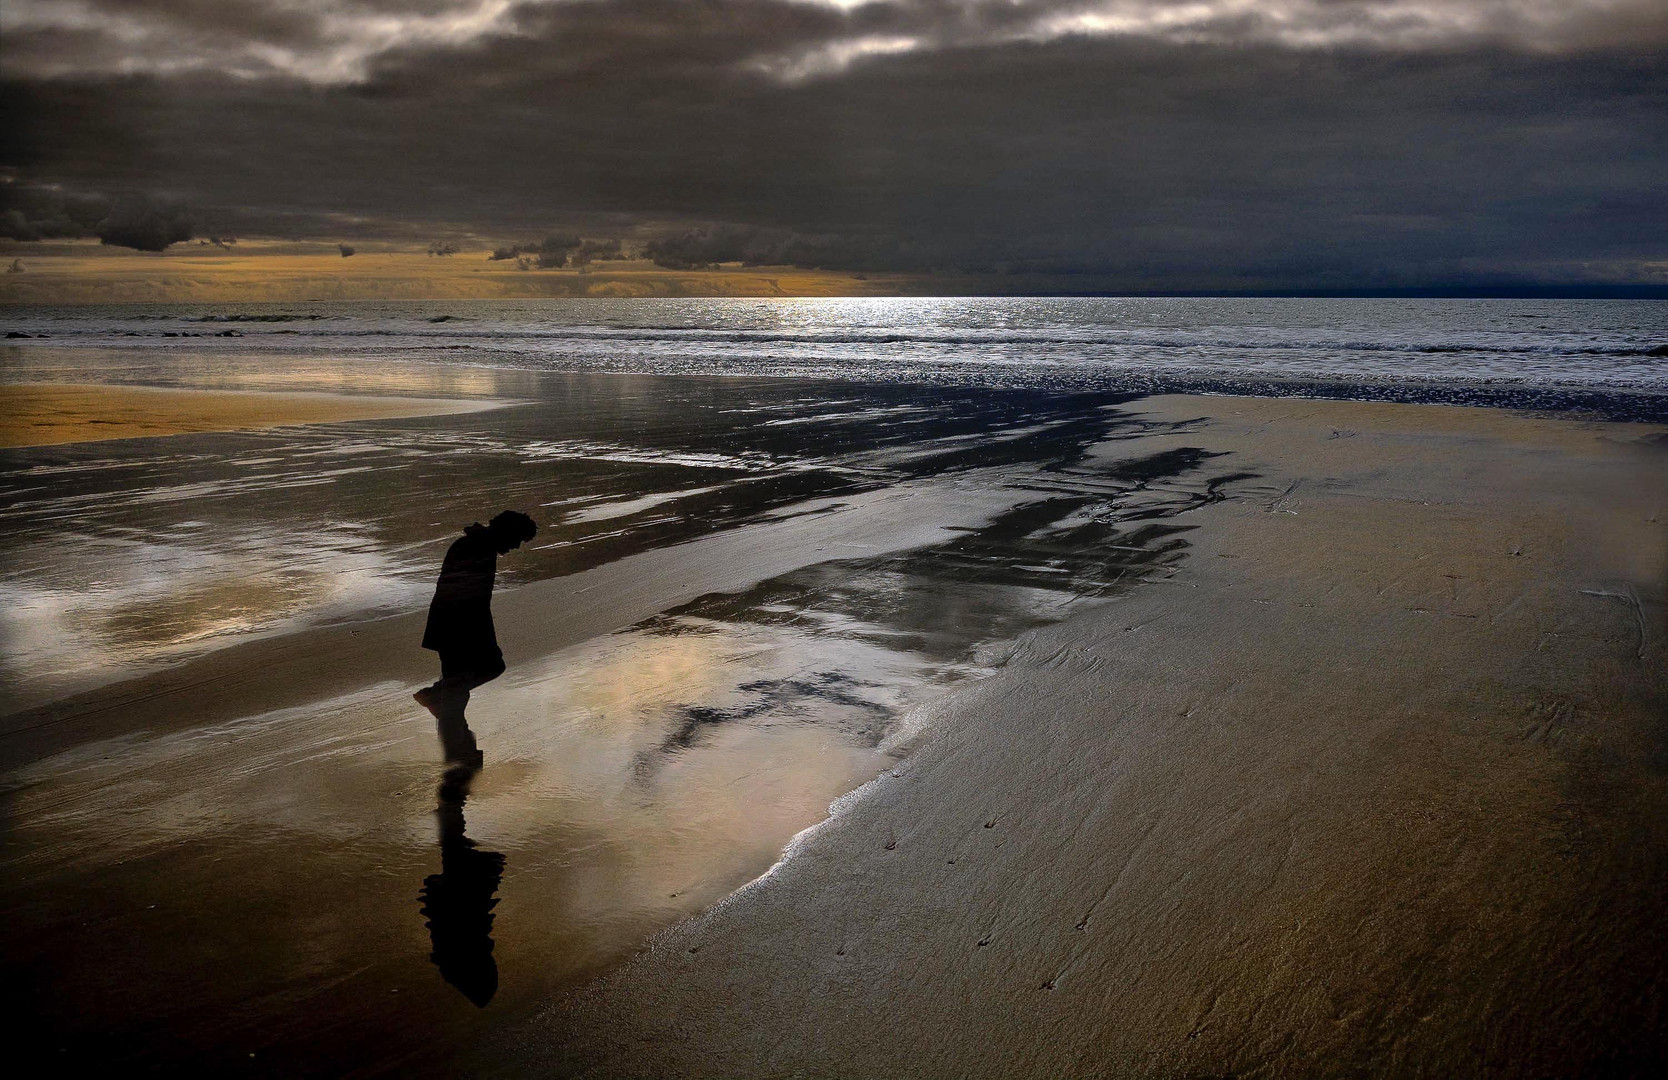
[44,322,1662,357]
[192,313,333,323]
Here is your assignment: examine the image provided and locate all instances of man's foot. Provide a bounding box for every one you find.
[414,684,446,716]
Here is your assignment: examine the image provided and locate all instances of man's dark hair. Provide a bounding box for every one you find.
[488,510,537,543]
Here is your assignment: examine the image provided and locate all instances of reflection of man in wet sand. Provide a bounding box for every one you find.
[419,756,507,1007]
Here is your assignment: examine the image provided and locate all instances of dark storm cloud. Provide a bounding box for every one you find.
[7,2,1668,82]
[2,1,1665,288]
[0,182,109,240]
[642,226,882,270]
[94,193,194,251]
[0,184,194,250]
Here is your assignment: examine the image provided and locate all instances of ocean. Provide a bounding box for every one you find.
[5,296,1666,417]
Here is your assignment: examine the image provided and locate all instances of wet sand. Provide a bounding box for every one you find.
[4,389,1665,1076]
[498,396,1668,1077]
[2,375,1227,1075]
[0,373,1168,717]
[0,382,504,446]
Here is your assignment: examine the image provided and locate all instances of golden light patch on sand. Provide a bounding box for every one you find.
[0,382,502,446]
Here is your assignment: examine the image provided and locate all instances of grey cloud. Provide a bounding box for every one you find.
[2,0,509,81]
[6,1,1668,83]
[642,226,896,271]
[96,193,194,251]
[2,5,1664,289]
[642,226,778,270]
[0,182,110,240]
[0,182,196,250]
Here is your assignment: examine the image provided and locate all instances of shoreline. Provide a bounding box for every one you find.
[8,353,1665,429]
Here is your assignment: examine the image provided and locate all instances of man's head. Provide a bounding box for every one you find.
[487,510,538,554]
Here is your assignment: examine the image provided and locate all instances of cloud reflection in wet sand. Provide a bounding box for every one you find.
[0,524,420,704]
[0,419,1245,1074]
[1,629,896,1072]
[0,368,1189,709]
[0,350,1260,1073]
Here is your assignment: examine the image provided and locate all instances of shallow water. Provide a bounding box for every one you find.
[0,360,1178,707]
[0,353,1249,1074]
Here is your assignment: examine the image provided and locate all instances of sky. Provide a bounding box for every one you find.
[3,0,1666,291]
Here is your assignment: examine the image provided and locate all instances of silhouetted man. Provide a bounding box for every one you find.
[417,510,538,695]
[412,510,533,1006]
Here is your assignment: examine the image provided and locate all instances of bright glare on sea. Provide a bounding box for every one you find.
[3,296,1665,415]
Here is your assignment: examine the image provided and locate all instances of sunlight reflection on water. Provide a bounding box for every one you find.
[0,525,419,702]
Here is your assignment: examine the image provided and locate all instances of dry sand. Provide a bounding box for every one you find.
[490,396,1668,1077]
[0,381,505,446]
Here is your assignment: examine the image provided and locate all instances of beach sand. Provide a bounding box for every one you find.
[4,393,1665,1076]
[0,382,504,446]
[493,396,1668,1077]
